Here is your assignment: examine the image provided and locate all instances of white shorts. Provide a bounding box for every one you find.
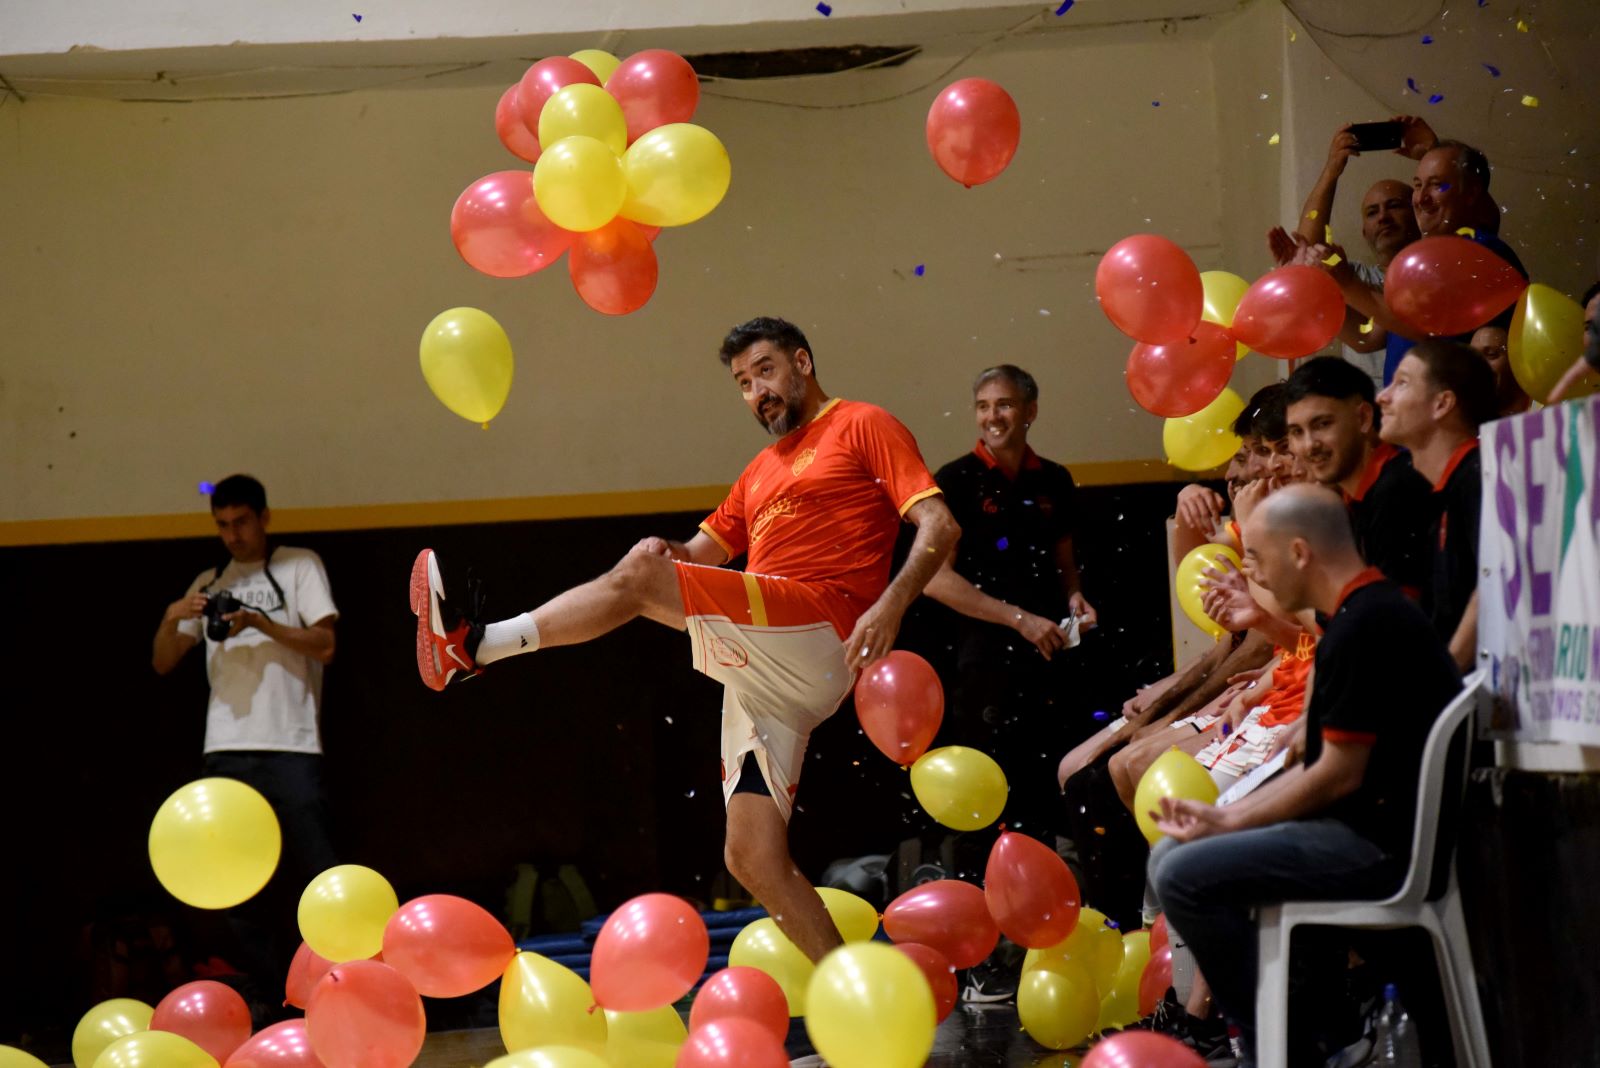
[1196,706,1287,787]
[676,563,855,822]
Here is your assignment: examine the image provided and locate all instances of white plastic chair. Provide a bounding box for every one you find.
[1253,670,1493,1068]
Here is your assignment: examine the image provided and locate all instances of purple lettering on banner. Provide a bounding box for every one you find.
[1590,397,1600,528]
[1523,416,1552,616]
[1494,419,1522,613]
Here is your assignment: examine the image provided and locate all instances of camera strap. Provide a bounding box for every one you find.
[205,545,287,614]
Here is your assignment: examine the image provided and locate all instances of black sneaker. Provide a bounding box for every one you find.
[960,945,1022,1006]
[409,548,485,690]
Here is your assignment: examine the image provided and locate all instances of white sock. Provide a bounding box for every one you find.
[476,612,540,664]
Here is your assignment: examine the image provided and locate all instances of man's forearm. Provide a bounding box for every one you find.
[152,619,192,674]
[1153,631,1275,727]
[1293,167,1342,246]
[1130,637,1232,729]
[882,514,959,613]
[924,567,1025,629]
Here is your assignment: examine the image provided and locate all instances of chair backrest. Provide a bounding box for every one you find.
[1388,670,1486,907]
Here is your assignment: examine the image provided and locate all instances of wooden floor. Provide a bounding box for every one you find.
[414,1005,1111,1068]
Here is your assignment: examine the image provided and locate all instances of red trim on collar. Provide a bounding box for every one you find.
[1334,567,1385,611]
[1432,438,1480,493]
[973,440,1043,472]
[1348,442,1401,503]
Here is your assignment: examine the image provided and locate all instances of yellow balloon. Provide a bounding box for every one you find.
[805,943,936,1068]
[534,135,626,232]
[1509,282,1598,401]
[1174,542,1243,641]
[1112,931,1152,1008]
[1017,961,1099,1051]
[91,1031,217,1068]
[620,123,731,227]
[0,1047,50,1068]
[817,887,880,942]
[1096,983,1143,1033]
[909,746,1008,831]
[729,918,813,1016]
[603,1004,686,1068]
[569,49,622,84]
[538,83,627,155]
[1199,270,1252,359]
[485,1048,613,1068]
[1163,387,1244,471]
[148,778,280,910]
[72,1000,152,1068]
[499,952,609,1055]
[419,306,514,425]
[1134,747,1221,845]
[1022,908,1121,994]
[297,864,398,962]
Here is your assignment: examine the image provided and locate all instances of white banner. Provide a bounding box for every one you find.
[1480,396,1600,745]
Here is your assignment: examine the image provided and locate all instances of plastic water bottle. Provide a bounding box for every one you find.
[1374,983,1423,1067]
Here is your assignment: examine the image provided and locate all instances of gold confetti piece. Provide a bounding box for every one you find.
[1289,29,1297,42]
[1325,225,1334,244]
[1306,209,1319,220]
[1359,319,1375,335]
[1268,132,1280,145]
[1516,19,1528,31]
[1456,226,1478,238]
[1322,253,1343,267]
[1521,94,1540,107]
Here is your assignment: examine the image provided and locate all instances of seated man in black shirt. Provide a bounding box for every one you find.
[1149,484,1461,1066]
[1376,339,1497,669]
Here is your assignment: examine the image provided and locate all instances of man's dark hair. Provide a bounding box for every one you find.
[1407,338,1498,429]
[1434,139,1492,193]
[973,364,1039,404]
[210,474,267,515]
[1582,281,1599,309]
[718,317,814,370]
[1284,356,1377,409]
[1234,382,1287,440]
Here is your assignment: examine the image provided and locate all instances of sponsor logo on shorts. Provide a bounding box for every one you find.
[709,636,750,669]
[791,447,817,476]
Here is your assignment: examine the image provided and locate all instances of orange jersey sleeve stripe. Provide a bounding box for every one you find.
[1321,728,1378,745]
[699,521,736,558]
[897,486,944,516]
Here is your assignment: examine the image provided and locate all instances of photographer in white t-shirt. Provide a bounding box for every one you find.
[151,473,339,1021]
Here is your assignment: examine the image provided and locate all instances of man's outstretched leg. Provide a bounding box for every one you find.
[725,791,843,962]
[411,546,685,690]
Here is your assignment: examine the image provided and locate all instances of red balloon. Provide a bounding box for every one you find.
[516,56,601,136]
[677,1018,790,1068]
[1096,235,1204,345]
[494,84,543,164]
[606,50,700,145]
[882,880,999,969]
[853,650,944,765]
[305,960,425,1068]
[451,170,574,279]
[569,218,660,316]
[381,894,514,999]
[1138,945,1174,1017]
[894,943,958,1023]
[285,942,336,1010]
[591,893,709,1012]
[151,980,252,1065]
[224,1020,327,1068]
[1383,235,1527,337]
[1230,265,1347,359]
[1149,913,1169,954]
[688,967,789,1045]
[639,224,662,242]
[1125,321,1236,417]
[984,832,1082,949]
[1082,1030,1206,1068]
[925,78,1021,187]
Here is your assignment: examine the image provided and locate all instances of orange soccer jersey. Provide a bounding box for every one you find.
[1257,630,1317,727]
[698,399,941,636]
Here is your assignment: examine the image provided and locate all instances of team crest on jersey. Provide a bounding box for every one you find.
[751,494,800,543]
[709,636,750,669]
[791,448,817,476]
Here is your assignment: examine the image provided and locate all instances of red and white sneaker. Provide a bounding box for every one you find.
[409,548,484,691]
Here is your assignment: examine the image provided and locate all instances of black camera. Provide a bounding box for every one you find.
[203,591,244,641]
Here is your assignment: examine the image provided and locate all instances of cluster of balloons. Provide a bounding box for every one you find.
[855,651,1011,831]
[925,78,1021,187]
[460,48,731,319]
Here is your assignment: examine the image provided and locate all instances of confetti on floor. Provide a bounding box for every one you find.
[1268,132,1280,145]
[1521,94,1539,107]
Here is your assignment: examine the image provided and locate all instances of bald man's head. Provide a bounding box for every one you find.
[1361,179,1420,263]
[1241,484,1363,613]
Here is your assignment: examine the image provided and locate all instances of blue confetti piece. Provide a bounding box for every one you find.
[352,12,362,21]
[198,481,215,495]
[1428,93,1444,104]
[815,1,832,14]
[1477,0,1487,6]
[1483,63,1501,77]
[1221,723,1232,737]
[1406,77,1419,93]
[913,264,925,277]
[1438,182,1452,193]
[1055,0,1075,13]
[1421,34,1433,43]
[1107,920,1121,930]
[1092,710,1110,721]
[996,537,1010,551]
[1152,100,1161,107]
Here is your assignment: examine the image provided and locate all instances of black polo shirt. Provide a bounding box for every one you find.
[934,442,1078,623]
[1345,443,1438,599]
[1304,569,1462,858]
[1428,440,1481,642]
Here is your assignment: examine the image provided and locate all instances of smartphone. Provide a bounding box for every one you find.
[1348,121,1403,153]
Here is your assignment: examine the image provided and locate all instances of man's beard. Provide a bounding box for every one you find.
[757,386,807,436]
